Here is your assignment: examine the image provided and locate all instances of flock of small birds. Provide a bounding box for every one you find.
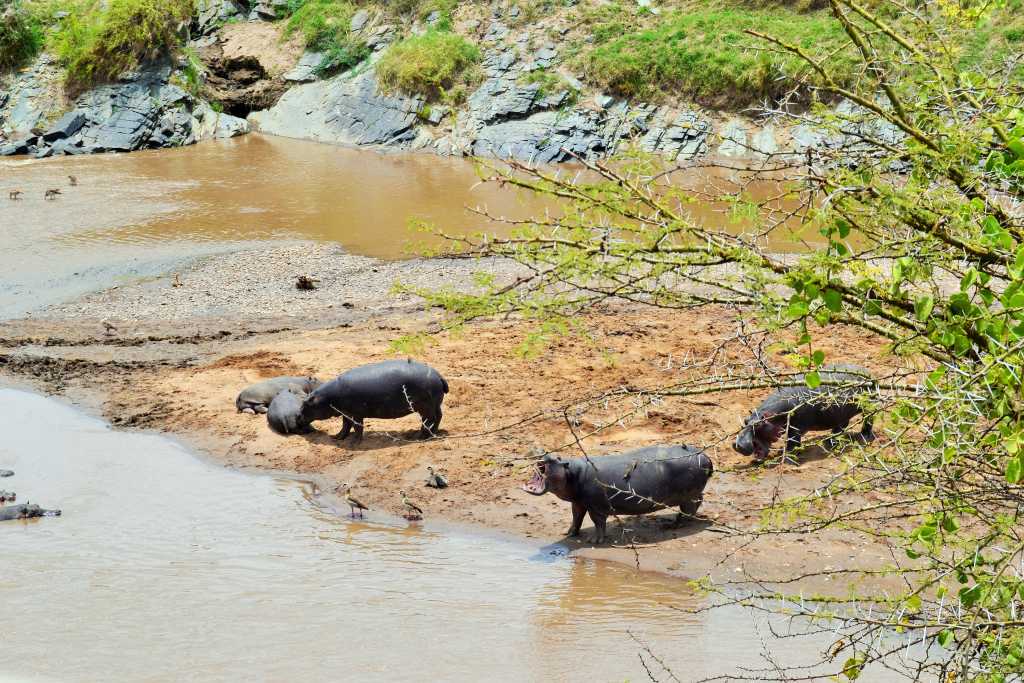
[7,175,77,201]
[336,466,448,522]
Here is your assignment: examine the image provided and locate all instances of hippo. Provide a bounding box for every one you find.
[522,445,714,543]
[0,491,15,504]
[734,364,875,460]
[0,503,61,521]
[266,388,312,435]
[300,359,449,442]
[0,470,12,478]
[236,376,321,414]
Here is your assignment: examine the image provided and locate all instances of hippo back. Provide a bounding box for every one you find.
[236,376,321,411]
[577,445,713,515]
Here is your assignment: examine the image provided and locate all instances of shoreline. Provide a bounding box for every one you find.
[0,240,902,587]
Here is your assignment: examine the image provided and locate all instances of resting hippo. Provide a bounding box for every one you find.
[300,359,449,442]
[236,376,321,414]
[0,503,61,521]
[0,469,12,478]
[523,445,714,543]
[734,364,875,459]
[266,388,312,435]
[0,491,15,504]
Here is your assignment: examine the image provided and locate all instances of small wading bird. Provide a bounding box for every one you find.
[68,175,78,186]
[172,273,183,288]
[399,490,423,520]
[339,483,369,518]
[8,190,22,200]
[295,275,319,290]
[44,188,61,200]
[102,320,117,336]
[425,466,448,489]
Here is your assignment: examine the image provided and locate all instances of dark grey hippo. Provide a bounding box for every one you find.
[266,388,312,435]
[734,364,875,460]
[236,376,321,414]
[300,359,449,442]
[522,445,714,543]
[0,503,61,521]
[0,491,15,504]
[0,470,13,478]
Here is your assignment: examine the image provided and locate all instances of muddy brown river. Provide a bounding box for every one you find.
[0,134,814,319]
[0,387,906,682]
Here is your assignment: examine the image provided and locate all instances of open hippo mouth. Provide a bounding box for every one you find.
[522,463,547,495]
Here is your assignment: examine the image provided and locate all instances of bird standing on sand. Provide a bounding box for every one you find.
[68,175,78,186]
[425,466,448,489]
[102,321,117,335]
[399,490,424,520]
[44,188,61,200]
[339,483,369,518]
[8,190,22,200]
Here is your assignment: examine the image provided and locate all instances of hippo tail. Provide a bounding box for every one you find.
[696,450,714,481]
[441,377,449,394]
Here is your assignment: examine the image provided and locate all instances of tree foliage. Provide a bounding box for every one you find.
[408,0,1024,679]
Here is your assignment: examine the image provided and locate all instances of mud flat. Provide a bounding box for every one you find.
[0,238,908,589]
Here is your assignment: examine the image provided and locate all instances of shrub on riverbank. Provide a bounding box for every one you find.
[0,1,43,70]
[283,0,369,74]
[578,6,856,107]
[376,30,480,102]
[52,0,194,93]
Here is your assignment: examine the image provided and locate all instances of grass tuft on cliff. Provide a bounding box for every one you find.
[577,5,858,107]
[376,29,480,102]
[283,0,369,75]
[0,1,43,70]
[52,0,194,93]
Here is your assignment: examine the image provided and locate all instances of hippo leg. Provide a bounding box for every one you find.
[352,420,365,443]
[783,425,804,454]
[255,405,268,415]
[860,417,875,442]
[678,496,702,521]
[240,406,256,415]
[335,417,353,441]
[589,511,608,544]
[568,502,586,536]
[418,406,442,439]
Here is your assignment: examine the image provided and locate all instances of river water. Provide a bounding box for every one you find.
[0,387,887,682]
[0,134,811,319]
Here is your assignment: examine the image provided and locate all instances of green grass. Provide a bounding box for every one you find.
[51,0,194,93]
[577,5,858,107]
[283,0,369,75]
[0,1,44,70]
[376,29,480,101]
[519,68,579,105]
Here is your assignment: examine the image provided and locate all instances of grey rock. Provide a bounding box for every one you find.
[195,0,243,34]
[473,109,609,163]
[0,139,31,157]
[250,68,423,148]
[483,20,509,42]
[462,18,481,31]
[43,111,86,142]
[284,52,327,83]
[595,94,614,110]
[425,10,440,24]
[350,8,370,32]
[468,79,540,124]
[426,105,449,125]
[532,46,558,69]
[250,2,277,20]
[750,125,777,158]
[717,119,748,157]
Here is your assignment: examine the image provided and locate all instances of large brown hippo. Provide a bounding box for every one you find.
[235,376,322,414]
[522,445,714,543]
[0,503,61,521]
[300,359,448,443]
[734,364,875,460]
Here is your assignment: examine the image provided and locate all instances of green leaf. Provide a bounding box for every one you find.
[841,656,865,681]
[805,370,821,389]
[812,350,825,365]
[836,219,851,238]
[959,584,983,607]
[1007,455,1023,484]
[937,630,954,648]
[823,289,842,312]
[914,295,934,321]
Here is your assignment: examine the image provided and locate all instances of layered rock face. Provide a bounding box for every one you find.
[0,60,248,158]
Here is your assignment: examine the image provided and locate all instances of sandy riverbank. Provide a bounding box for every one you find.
[1,241,908,586]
